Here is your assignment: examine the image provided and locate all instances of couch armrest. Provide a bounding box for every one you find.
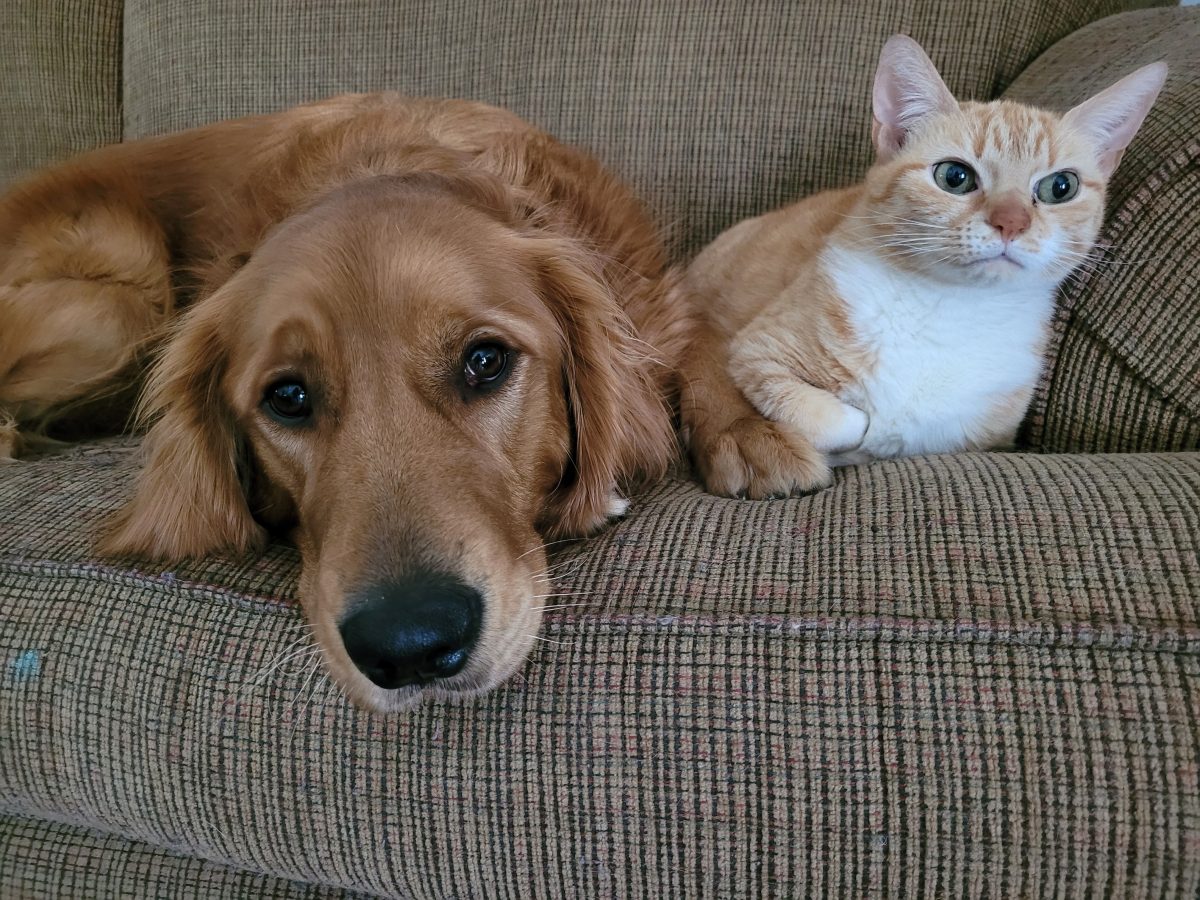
[1004,7,1200,453]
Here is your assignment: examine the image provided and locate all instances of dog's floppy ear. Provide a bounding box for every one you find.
[100,284,265,562]
[525,236,676,538]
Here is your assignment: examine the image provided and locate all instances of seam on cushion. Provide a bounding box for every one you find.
[1037,136,1200,424]
[0,557,299,614]
[0,804,339,900]
[540,614,1200,655]
[3,558,1197,657]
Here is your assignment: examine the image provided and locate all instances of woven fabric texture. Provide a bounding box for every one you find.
[3,2,1200,896]
[0,0,123,187]
[0,812,366,899]
[1003,8,1200,455]
[3,439,1198,898]
[119,0,1166,258]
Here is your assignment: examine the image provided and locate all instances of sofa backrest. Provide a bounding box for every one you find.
[0,0,123,189]
[1,0,1169,257]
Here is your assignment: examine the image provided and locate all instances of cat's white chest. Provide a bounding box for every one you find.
[825,248,1054,459]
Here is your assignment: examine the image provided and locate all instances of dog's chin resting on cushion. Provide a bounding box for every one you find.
[0,94,690,712]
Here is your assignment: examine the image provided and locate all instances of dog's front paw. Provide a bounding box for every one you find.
[692,415,831,500]
[606,493,630,518]
[0,414,22,461]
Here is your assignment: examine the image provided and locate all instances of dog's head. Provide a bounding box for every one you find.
[102,173,674,711]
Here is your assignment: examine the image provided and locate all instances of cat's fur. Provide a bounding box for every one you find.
[680,35,1166,497]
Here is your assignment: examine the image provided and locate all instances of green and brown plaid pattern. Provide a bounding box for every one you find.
[113,0,1168,259]
[0,0,123,188]
[0,812,363,899]
[2,1,1199,896]
[1005,8,1200,455]
[3,439,1198,897]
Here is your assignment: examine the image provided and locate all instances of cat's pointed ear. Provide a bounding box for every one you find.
[872,35,958,162]
[1063,62,1167,177]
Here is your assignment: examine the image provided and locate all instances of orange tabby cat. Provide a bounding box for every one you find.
[680,35,1166,498]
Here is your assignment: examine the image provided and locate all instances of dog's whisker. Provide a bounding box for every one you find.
[316,677,337,720]
[278,648,325,679]
[516,537,577,562]
[241,642,320,693]
[287,655,324,735]
[529,635,574,647]
[302,667,330,726]
[537,556,587,574]
[249,634,314,672]
[530,568,586,587]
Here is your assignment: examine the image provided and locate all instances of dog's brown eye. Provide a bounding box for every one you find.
[264,380,312,423]
[463,342,510,389]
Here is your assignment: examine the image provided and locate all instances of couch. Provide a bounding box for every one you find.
[2,1,1198,896]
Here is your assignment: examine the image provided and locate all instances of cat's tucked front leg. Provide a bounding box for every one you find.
[729,345,868,457]
[679,320,832,499]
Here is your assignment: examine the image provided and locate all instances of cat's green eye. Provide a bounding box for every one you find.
[1035,171,1080,204]
[932,161,978,195]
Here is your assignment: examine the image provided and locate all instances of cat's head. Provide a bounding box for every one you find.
[860,35,1165,287]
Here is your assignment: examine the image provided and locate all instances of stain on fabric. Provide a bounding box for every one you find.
[8,649,42,683]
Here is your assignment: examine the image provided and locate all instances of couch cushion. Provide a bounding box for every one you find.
[0,812,362,899]
[1004,8,1200,454]
[0,0,123,187]
[2,439,1198,897]
[120,0,1169,258]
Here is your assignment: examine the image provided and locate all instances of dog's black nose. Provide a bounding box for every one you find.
[339,572,483,690]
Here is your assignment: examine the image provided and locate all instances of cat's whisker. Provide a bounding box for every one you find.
[848,238,948,256]
[848,231,948,244]
[877,234,948,244]
[878,245,948,261]
[1055,242,1170,270]
[842,213,950,230]
[878,242,948,253]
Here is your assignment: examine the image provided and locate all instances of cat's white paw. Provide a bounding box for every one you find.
[815,403,869,455]
[606,493,630,519]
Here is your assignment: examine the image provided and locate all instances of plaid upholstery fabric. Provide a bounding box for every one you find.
[0,812,364,898]
[1004,9,1200,454]
[0,0,123,187]
[3,439,1198,897]
[4,2,1200,896]
[120,0,1167,258]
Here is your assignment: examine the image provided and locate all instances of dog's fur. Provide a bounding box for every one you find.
[0,94,689,711]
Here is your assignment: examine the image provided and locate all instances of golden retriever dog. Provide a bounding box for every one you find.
[0,95,689,711]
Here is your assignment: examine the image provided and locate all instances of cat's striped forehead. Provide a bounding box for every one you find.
[922,101,1070,170]
[961,101,1061,163]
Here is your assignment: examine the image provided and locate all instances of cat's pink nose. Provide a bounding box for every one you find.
[987,201,1032,242]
